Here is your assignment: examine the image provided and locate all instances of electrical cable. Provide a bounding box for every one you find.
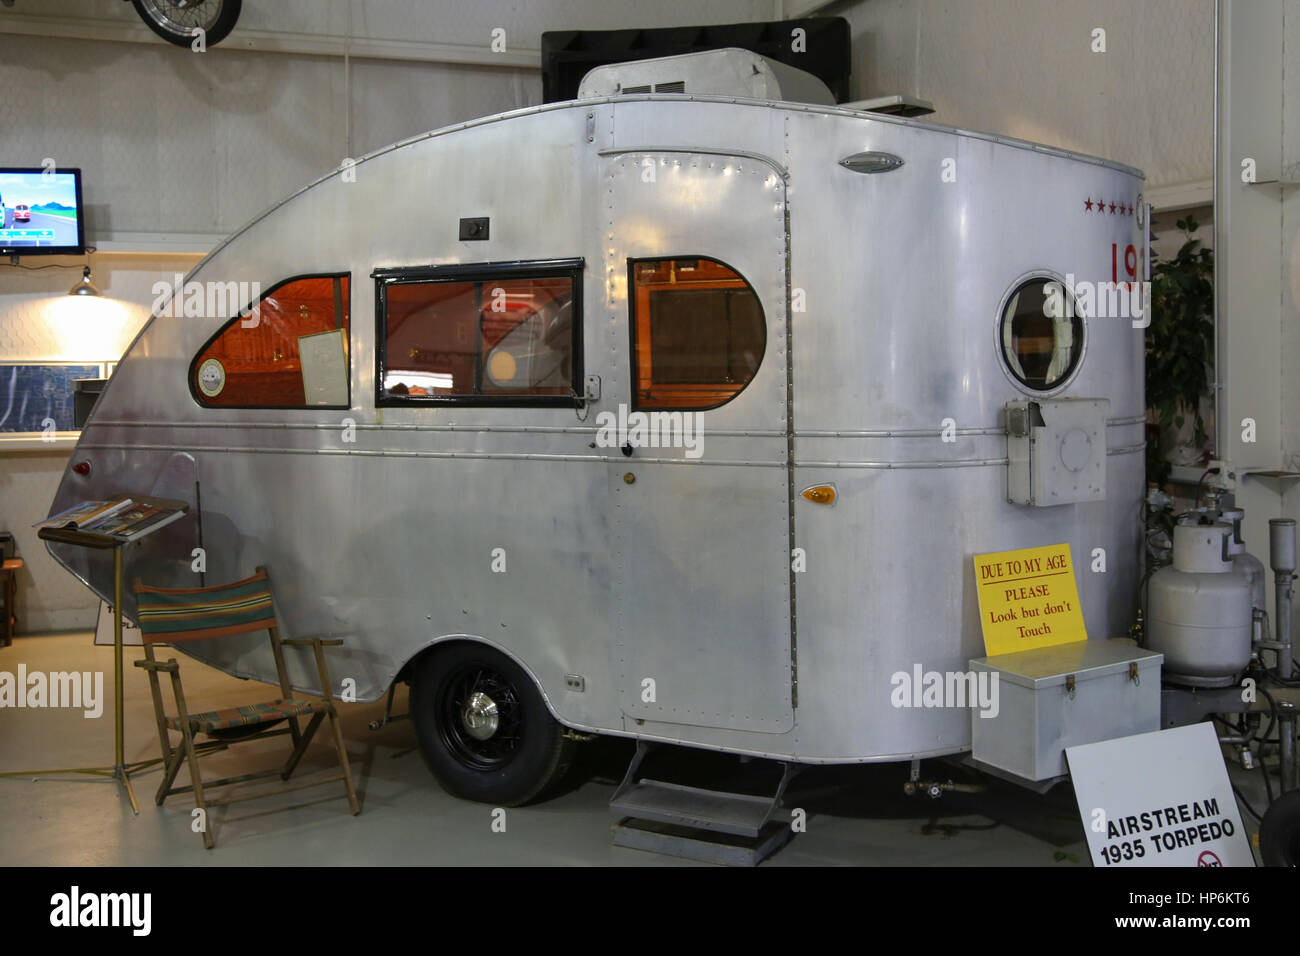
[1257,685,1278,743]
[1254,690,1278,808]
[1,245,97,269]
[1233,784,1263,822]
[1213,687,1279,810]
[1261,747,1275,806]
[1268,663,1300,688]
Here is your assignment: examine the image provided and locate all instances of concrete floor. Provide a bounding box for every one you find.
[0,633,1270,865]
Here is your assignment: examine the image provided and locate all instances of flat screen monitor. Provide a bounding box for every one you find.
[0,167,86,256]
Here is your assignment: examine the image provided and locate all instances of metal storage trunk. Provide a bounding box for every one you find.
[969,640,1162,781]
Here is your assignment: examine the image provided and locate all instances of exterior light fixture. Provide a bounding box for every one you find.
[68,265,101,297]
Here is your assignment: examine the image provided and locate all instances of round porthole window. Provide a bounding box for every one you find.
[999,277,1085,392]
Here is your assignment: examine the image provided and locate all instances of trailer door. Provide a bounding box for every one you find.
[602,150,794,734]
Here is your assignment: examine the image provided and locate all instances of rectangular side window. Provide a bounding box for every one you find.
[374,260,583,407]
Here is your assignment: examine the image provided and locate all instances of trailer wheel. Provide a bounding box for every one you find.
[411,642,574,806]
[1261,790,1300,866]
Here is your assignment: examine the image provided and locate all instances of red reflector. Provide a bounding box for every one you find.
[72,461,91,476]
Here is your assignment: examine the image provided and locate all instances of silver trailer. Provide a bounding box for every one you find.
[47,51,1146,805]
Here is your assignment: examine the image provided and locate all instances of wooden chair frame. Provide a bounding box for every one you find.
[132,566,360,848]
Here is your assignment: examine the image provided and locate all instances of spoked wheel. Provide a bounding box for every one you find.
[412,642,575,805]
[438,666,524,771]
[132,0,242,48]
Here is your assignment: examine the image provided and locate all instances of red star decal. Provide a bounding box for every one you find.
[1084,198,1094,211]
[1096,200,1106,213]
[1109,202,1117,214]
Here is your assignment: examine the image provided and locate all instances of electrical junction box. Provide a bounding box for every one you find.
[1005,398,1109,506]
[969,640,1163,782]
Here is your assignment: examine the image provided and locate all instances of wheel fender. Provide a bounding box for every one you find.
[403,634,570,729]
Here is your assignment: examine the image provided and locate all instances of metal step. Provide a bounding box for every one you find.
[610,778,780,837]
[608,741,802,865]
[612,818,793,867]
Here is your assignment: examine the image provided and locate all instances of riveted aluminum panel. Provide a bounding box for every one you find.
[45,95,1146,764]
[603,149,793,733]
[777,105,1145,760]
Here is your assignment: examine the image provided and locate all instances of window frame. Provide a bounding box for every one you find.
[372,258,585,409]
[995,270,1089,397]
[626,255,768,413]
[187,271,353,410]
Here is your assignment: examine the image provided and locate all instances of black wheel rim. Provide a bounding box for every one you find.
[437,662,524,771]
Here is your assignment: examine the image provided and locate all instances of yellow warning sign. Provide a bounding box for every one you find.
[974,543,1088,656]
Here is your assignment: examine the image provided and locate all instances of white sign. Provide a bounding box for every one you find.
[298,328,349,406]
[1067,722,1254,867]
[93,600,141,646]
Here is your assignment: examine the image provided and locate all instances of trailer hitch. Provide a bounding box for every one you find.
[903,759,987,799]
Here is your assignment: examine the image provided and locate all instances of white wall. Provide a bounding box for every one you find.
[1280,4,1300,472]
[0,253,202,632]
[0,0,773,633]
[8,0,779,47]
[830,0,1213,190]
[1151,204,1213,263]
[1209,0,1300,667]
[0,1,1235,633]
[0,0,773,239]
[0,35,524,238]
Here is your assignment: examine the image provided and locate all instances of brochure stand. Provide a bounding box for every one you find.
[32,495,189,814]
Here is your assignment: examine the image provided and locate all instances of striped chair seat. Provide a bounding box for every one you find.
[136,571,277,643]
[167,698,315,733]
[133,566,361,848]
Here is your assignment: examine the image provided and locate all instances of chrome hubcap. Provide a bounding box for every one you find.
[461,691,499,740]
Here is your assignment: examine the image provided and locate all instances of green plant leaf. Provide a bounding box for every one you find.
[1147,218,1213,487]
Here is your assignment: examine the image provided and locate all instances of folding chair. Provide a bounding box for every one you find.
[132,566,360,848]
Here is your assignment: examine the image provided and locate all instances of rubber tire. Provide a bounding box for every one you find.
[1260,789,1300,866]
[132,0,242,48]
[411,642,575,806]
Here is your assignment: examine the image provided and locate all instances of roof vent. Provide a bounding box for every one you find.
[579,48,835,106]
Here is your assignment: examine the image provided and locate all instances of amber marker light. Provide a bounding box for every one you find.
[800,485,836,505]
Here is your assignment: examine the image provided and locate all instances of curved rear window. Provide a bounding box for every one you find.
[191,274,350,408]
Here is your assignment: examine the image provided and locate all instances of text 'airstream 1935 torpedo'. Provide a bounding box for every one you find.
[47,48,1147,810]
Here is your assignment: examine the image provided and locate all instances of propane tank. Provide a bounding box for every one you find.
[1146,521,1254,687]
